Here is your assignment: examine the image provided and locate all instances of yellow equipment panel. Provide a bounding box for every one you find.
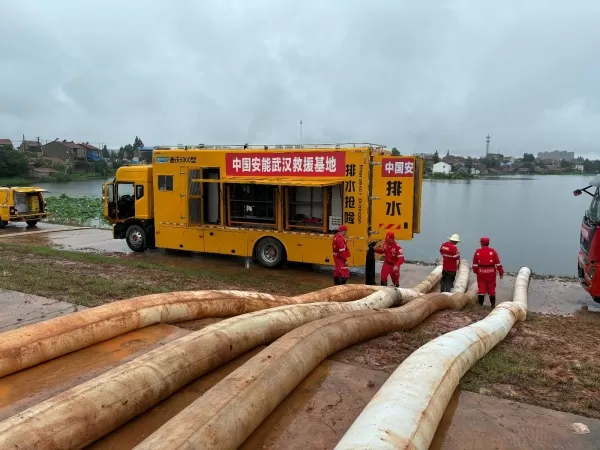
[369,155,423,241]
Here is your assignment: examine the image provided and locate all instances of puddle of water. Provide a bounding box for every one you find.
[429,387,461,450]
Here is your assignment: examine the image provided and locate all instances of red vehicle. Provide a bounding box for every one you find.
[574,175,600,303]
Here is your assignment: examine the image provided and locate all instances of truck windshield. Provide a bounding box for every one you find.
[588,188,600,223]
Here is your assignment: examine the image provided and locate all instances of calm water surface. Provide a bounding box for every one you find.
[35,175,591,276]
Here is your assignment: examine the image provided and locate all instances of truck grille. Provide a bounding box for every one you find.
[581,233,590,253]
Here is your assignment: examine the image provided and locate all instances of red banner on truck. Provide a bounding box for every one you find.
[225,152,346,177]
[381,157,415,177]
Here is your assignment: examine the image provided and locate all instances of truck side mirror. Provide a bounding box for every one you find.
[574,189,582,196]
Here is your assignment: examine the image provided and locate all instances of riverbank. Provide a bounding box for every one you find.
[0,173,113,187]
[0,240,597,421]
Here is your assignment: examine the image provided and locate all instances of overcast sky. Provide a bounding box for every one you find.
[1,1,600,158]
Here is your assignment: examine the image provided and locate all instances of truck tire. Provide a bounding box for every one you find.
[0,221,6,229]
[255,237,285,268]
[26,220,38,227]
[126,224,147,253]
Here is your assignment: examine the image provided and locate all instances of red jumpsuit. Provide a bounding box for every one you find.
[332,232,351,281]
[375,241,405,286]
[472,246,504,295]
[439,241,460,292]
[440,241,460,272]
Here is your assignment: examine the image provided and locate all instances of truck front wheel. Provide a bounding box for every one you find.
[126,224,147,252]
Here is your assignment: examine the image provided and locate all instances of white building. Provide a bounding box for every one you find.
[575,164,584,172]
[432,162,452,174]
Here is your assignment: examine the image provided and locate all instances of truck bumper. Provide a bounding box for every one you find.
[9,213,48,222]
[578,251,600,298]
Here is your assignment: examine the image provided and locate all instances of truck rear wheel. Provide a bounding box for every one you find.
[255,237,285,268]
[0,221,6,229]
[126,224,147,252]
[26,220,38,227]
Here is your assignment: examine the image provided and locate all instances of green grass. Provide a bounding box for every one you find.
[0,176,32,186]
[460,346,544,391]
[0,242,325,306]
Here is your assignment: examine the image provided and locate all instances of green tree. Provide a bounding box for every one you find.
[0,147,28,177]
[93,160,110,176]
[391,147,401,156]
[433,151,440,163]
[118,136,144,160]
[522,153,535,162]
[102,145,110,159]
[560,159,573,169]
[465,158,473,172]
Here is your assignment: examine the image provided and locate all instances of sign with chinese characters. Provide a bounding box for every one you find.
[370,155,419,240]
[381,157,415,177]
[225,152,345,177]
[343,160,365,228]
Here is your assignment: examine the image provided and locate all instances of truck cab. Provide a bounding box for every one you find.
[103,165,154,251]
[575,174,600,303]
[0,186,47,228]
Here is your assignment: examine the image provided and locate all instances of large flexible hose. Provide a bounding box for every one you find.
[0,267,442,449]
[334,266,531,450]
[0,284,382,378]
[134,266,474,450]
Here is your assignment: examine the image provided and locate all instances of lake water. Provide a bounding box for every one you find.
[35,175,592,276]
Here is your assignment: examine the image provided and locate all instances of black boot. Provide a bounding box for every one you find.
[478,295,484,306]
[333,277,341,285]
[341,278,348,285]
[490,295,496,308]
[380,278,386,287]
[393,283,400,288]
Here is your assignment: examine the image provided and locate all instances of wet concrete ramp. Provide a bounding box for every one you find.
[2,324,598,449]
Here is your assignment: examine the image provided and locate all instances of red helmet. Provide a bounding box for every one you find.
[386,231,395,240]
[338,225,348,232]
[480,237,490,246]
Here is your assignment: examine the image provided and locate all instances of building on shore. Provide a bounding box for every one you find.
[537,150,575,161]
[432,162,452,174]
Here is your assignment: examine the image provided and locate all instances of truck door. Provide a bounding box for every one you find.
[103,182,117,219]
[369,155,422,241]
[183,168,205,252]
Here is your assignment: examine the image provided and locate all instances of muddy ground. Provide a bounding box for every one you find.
[0,224,599,424]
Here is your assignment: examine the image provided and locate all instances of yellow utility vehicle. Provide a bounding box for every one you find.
[102,144,423,268]
[0,186,48,228]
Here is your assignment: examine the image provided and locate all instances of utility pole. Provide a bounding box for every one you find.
[36,136,42,156]
[485,135,491,156]
[300,120,303,145]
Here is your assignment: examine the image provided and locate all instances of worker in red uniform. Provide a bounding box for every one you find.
[472,237,504,307]
[332,224,351,285]
[375,231,405,287]
[439,233,461,292]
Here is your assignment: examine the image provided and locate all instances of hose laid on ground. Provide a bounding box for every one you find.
[334,266,531,450]
[134,263,473,450]
[0,267,443,449]
[0,284,383,378]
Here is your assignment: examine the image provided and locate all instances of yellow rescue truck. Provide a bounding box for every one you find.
[102,144,423,268]
[0,186,48,228]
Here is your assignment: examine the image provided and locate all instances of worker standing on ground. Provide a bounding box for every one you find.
[375,231,405,287]
[332,225,351,285]
[472,237,504,307]
[439,233,461,292]
[365,241,377,285]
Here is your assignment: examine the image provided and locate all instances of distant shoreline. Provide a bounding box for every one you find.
[424,172,593,181]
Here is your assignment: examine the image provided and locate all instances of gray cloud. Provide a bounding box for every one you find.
[1,0,600,157]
